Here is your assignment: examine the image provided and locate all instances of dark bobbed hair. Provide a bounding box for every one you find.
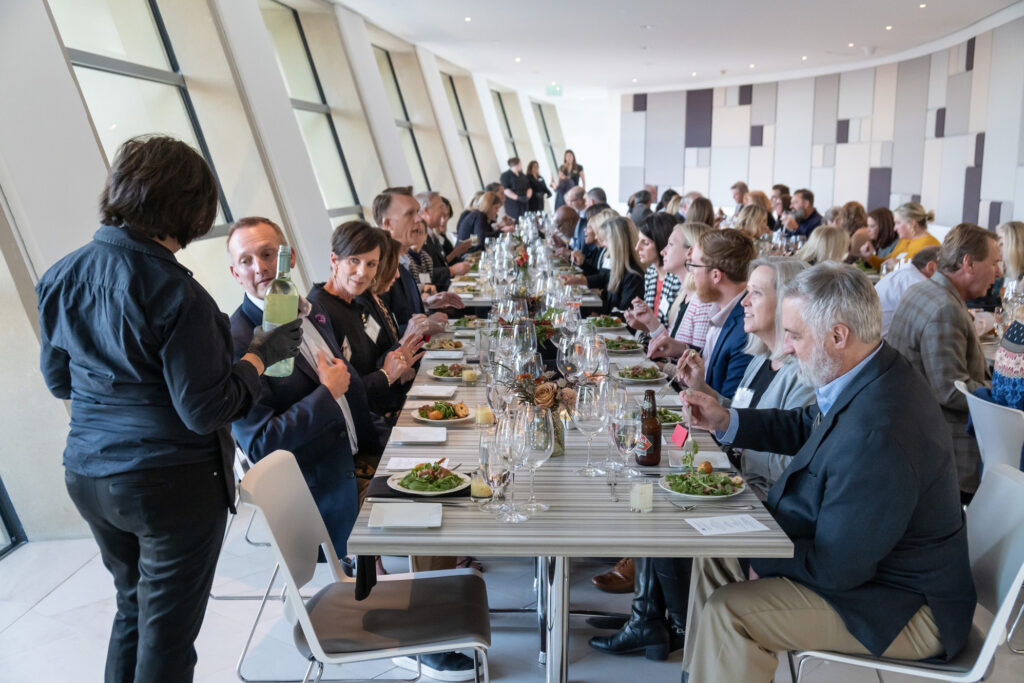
[686,197,716,227]
[867,207,897,251]
[638,212,678,266]
[100,135,218,248]
[330,220,380,259]
[656,189,679,212]
[373,228,402,295]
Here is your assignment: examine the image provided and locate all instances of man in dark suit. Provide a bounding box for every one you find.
[373,187,461,336]
[415,191,471,291]
[655,230,754,398]
[226,217,382,557]
[499,157,531,222]
[680,263,975,682]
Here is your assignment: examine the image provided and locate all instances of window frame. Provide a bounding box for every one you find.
[533,102,559,173]
[373,45,431,191]
[0,475,25,560]
[491,89,518,159]
[63,0,234,237]
[443,74,484,190]
[262,0,361,218]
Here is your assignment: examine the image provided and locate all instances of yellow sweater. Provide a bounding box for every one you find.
[867,232,940,269]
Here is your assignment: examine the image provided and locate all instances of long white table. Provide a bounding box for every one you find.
[348,347,793,683]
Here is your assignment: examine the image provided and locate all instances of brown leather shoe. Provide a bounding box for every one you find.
[592,557,634,593]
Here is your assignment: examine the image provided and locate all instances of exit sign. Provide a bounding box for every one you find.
[546,84,562,96]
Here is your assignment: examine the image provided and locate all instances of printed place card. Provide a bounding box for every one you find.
[684,514,769,536]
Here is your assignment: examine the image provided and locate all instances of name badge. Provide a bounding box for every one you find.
[731,387,755,410]
[418,272,431,285]
[364,316,381,343]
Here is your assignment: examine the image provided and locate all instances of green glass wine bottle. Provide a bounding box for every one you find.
[262,245,299,377]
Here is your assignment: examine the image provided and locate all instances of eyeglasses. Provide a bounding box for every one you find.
[685,261,714,271]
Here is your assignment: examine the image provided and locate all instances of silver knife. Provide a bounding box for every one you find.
[365,497,475,506]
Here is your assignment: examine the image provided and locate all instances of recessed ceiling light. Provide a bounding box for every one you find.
[848,42,855,47]
[749,63,755,68]
[632,77,638,83]
[643,24,655,30]
[802,55,808,60]
[919,3,926,7]
[691,71,697,76]
[514,57,521,63]
[551,81,557,86]
[885,25,893,30]
[464,16,471,22]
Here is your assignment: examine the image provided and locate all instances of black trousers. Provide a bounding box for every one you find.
[65,460,229,683]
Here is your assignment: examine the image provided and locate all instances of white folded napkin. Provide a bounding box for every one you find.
[423,350,464,360]
[385,457,438,471]
[407,385,459,399]
[390,426,447,445]
[368,503,442,528]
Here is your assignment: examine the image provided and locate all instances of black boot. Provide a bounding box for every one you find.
[654,557,691,654]
[588,557,671,660]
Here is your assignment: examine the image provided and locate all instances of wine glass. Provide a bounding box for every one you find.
[497,407,529,522]
[578,336,609,381]
[478,427,507,514]
[572,381,607,477]
[556,335,580,381]
[610,404,642,479]
[495,324,516,356]
[513,319,538,359]
[522,405,554,513]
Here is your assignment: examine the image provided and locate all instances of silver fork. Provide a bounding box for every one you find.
[606,475,619,502]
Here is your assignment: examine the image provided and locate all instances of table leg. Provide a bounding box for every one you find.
[545,556,569,683]
[537,556,547,665]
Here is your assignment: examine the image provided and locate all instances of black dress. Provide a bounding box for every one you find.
[528,175,551,212]
[307,284,406,417]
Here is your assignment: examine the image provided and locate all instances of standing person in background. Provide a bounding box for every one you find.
[861,202,939,270]
[563,148,585,189]
[526,160,551,212]
[783,188,822,237]
[36,136,302,682]
[499,156,531,223]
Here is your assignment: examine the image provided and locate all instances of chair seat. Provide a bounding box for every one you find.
[294,572,491,658]
[799,623,987,679]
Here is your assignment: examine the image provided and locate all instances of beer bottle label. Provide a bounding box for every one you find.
[636,433,653,455]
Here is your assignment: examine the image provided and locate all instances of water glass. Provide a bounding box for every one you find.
[522,405,554,513]
[572,382,607,477]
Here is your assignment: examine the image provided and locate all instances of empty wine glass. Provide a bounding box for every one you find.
[572,381,607,477]
[578,336,609,381]
[478,427,507,514]
[497,407,529,522]
[610,404,642,479]
[556,335,580,381]
[513,319,538,358]
[522,405,554,513]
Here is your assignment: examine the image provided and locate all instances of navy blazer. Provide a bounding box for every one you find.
[732,343,975,660]
[384,264,425,335]
[705,300,752,399]
[229,296,378,555]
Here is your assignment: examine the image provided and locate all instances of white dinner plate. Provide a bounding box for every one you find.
[617,368,668,383]
[606,345,643,354]
[386,472,471,497]
[412,411,474,426]
[658,475,746,502]
[427,367,467,382]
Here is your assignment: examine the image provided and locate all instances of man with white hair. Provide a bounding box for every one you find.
[680,263,975,683]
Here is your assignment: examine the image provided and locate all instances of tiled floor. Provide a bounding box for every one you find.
[1,518,1022,682]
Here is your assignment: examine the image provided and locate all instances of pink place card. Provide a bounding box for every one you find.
[671,424,689,447]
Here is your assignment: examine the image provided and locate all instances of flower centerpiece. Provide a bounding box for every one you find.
[502,371,576,457]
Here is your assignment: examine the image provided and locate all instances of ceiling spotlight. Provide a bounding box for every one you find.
[551,81,557,86]
[886,25,893,30]
[464,16,471,22]
[848,42,855,47]
[691,71,697,76]
[919,3,926,7]
[802,55,808,60]
[643,24,655,30]
[748,63,755,68]
[632,77,638,83]
[514,57,521,63]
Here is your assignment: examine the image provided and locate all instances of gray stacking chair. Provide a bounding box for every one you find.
[238,449,491,683]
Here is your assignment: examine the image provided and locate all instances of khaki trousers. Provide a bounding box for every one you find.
[683,557,943,683]
[410,555,458,571]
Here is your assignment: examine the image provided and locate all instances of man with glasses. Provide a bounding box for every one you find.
[651,230,755,398]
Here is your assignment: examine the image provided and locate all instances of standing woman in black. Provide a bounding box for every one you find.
[35,136,301,683]
[563,148,585,190]
[526,160,551,212]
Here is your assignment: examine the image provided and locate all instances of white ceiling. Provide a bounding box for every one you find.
[335,0,1021,97]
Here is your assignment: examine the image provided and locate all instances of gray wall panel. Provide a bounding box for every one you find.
[685,89,714,147]
[891,56,931,195]
[643,91,687,190]
[944,72,972,137]
[750,82,777,125]
[812,74,840,144]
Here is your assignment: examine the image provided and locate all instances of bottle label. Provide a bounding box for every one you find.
[636,433,652,456]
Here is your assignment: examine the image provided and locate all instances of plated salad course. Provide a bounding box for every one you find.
[618,364,663,380]
[424,339,463,350]
[589,314,625,328]
[605,336,640,352]
[451,315,484,328]
[396,460,466,493]
[661,436,744,497]
[657,408,683,424]
[431,363,467,378]
[416,400,470,420]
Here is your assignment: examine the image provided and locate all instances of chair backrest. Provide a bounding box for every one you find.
[964,464,1024,674]
[955,380,1024,470]
[239,449,341,587]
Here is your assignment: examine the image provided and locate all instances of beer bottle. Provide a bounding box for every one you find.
[636,389,662,466]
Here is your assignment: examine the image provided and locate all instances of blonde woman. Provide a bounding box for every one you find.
[457,190,503,251]
[796,225,850,265]
[997,221,1024,283]
[743,190,777,230]
[565,208,620,288]
[862,202,939,269]
[599,216,645,313]
[733,204,770,240]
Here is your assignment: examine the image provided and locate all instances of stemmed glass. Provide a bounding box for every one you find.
[497,407,529,522]
[572,381,607,477]
[610,402,642,479]
[577,336,609,381]
[522,405,554,513]
[556,335,580,382]
[513,319,538,362]
[487,362,514,414]
[478,427,508,513]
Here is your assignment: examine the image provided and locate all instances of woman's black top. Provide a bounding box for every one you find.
[745,359,780,405]
[459,210,500,252]
[307,284,404,415]
[553,177,575,209]
[528,175,551,212]
[568,164,583,186]
[602,268,645,314]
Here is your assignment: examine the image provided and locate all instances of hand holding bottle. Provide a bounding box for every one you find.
[247,319,302,370]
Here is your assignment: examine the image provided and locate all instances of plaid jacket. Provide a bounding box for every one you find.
[887,272,991,493]
[642,266,682,328]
